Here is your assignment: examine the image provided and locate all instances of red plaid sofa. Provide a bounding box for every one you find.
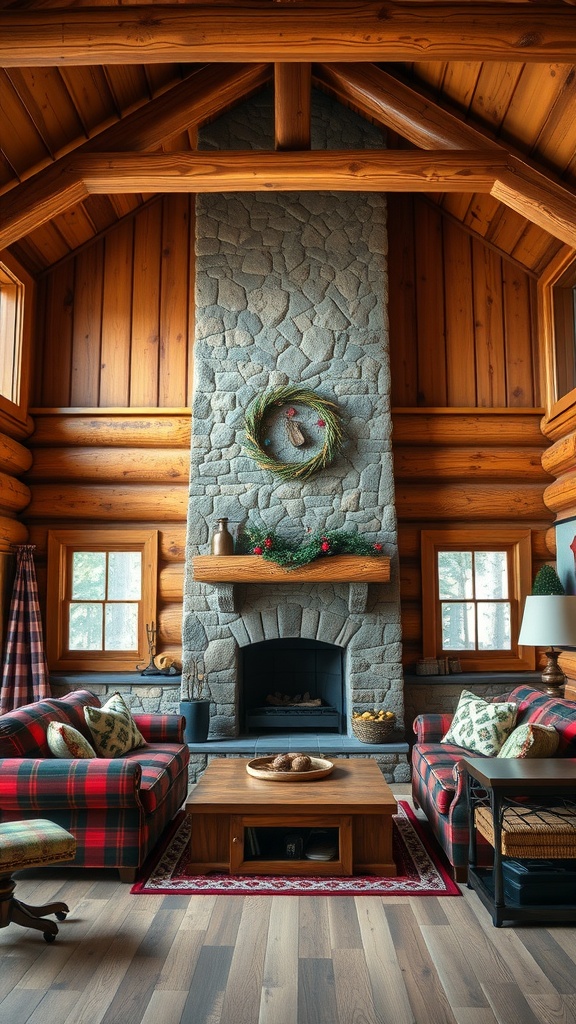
[0,689,189,882]
[411,684,576,881]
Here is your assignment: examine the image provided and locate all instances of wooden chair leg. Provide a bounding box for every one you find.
[0,874,69,942]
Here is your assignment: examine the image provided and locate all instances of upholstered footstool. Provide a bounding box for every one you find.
[0,819,77,942]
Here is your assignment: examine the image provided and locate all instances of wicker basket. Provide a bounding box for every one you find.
[351,715,396,744]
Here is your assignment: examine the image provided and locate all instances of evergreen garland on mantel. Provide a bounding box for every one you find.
[241,523,386,570]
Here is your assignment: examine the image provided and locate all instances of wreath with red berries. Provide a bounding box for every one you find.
[243,384,345,481]
[242,523,386,570]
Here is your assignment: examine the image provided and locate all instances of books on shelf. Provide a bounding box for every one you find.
[246,827,260,856]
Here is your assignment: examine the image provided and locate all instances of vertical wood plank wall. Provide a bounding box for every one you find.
[19,192,553,669]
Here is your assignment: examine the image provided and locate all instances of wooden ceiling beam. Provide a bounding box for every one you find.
[275,64,311,150]
[313,63,500,152]
[0,150,507,250]
[1,5,575,66]
[0,63,271,249]
[73,151,506,193]
[314,62,576,248]
[85,62,272,153]
[492,159,576,254]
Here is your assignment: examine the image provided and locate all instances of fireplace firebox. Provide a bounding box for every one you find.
[241,638,344,734]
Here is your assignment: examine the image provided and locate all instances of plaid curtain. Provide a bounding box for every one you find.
[0,544,50,714]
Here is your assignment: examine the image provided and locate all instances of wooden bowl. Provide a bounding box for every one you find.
[246,756,334,781]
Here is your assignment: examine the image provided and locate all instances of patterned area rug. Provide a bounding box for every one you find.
[132,801,461,896]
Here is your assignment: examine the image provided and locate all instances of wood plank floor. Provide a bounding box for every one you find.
[1,786,575,1024]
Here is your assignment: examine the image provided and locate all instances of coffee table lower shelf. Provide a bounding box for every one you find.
[185,812,394,876]
[184,757,397,878]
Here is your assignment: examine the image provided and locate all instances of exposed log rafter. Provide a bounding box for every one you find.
[275,63,311,150]
[314,62,576,249]
[72,150,510,193]
[0,4,575,66]
[0,62,272,248]
[1,58,575,256]
[0,150,514,251]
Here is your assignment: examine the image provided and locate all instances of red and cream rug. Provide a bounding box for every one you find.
[132,801,461,897]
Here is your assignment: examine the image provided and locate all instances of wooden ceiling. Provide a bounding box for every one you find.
[0,1,575,278]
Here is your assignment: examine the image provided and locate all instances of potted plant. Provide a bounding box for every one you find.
[179,658,211,743]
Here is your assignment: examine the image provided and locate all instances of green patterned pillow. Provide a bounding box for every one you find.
[84,692,145,758]
[497,723,559,759]
[441,689,517,756]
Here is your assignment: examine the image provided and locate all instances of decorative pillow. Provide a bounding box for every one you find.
[441,689,517,756]
[84,692,145,757]
[497,723,559,759]
[47,721,96,759]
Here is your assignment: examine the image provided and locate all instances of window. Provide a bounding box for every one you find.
[553,266,576,400]
[421,529,534,671]
[47,529,158,671]
[0,261,24,408]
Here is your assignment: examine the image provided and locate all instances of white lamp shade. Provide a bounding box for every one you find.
[518,595,576,648]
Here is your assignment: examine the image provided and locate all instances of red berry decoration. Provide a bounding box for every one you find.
[317,418,326,427]
[373,542,383,552]
[253,545,263,555]
[321,541,330,552]
[287,407,296,417]
[264,537,273,549]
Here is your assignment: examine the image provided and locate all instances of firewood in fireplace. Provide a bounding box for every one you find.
[265,691,322,707]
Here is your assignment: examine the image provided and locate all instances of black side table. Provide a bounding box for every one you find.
[463,757,576,927]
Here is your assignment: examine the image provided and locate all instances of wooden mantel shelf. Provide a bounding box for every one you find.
[193,554,390,584]
[192,555,391,613]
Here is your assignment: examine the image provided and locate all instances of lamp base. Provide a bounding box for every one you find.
[541,648,566,697]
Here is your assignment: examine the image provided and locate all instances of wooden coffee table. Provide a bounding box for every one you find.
[184,757,397,877]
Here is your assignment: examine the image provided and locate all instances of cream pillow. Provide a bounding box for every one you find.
[48,720,96,759]
[497,723,559,759]
[84,692,145,757]
[442,689,517,756]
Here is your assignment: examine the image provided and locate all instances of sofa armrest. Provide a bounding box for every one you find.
[132,713,185,744]
[413,713,453,744]
[0,758,143,811]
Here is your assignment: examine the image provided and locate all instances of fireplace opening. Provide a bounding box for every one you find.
[240,638,345,734]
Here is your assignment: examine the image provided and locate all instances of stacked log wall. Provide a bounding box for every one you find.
[393,410,552,669]
[22,192,553,667]
[24,411,190,667]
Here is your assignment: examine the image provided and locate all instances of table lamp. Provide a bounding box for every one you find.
[518,594,576,696]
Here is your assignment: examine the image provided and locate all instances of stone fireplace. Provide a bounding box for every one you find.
[182,89,408,781]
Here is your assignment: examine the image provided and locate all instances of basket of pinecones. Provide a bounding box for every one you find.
[352,709,396,744]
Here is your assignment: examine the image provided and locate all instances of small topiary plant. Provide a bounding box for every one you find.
[532,564,565,596]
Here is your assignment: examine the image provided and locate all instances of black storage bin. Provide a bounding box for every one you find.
[502,859,576,906]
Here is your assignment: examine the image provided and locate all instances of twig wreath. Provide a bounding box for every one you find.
[243,384,345,481]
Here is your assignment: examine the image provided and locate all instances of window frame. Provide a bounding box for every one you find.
[421,528,535,672]
[0,254,33,433]
[47,528,158,671]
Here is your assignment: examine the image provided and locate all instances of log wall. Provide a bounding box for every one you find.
[24,410,190,667]
[22,192,553,668]
[393,410,552,668]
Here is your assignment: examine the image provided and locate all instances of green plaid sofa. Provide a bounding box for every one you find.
[0,690,189,882]
[411,685,576,881]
